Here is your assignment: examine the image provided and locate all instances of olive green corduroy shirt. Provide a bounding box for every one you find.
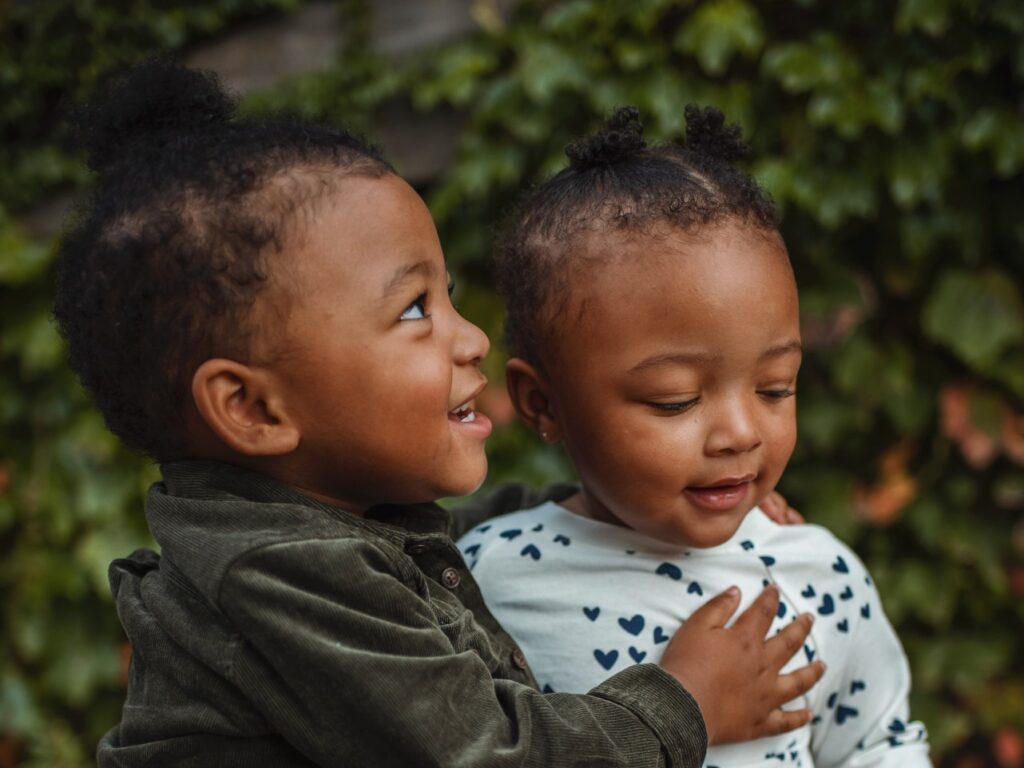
[97,460,707,767]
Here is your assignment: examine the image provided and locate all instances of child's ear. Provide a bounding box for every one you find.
[191,359,300,456]
[505,357,562,444]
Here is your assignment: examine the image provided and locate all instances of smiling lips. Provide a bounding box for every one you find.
[450,403,477,423]
[685,474,756,511]
[448,396,493,438]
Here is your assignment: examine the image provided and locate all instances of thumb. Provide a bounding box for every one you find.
[687,586,741,630]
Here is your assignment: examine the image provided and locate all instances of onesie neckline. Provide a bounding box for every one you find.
[526,500,780,558]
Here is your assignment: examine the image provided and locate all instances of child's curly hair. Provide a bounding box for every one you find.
[494,105,779,368]
[53,59,392,461]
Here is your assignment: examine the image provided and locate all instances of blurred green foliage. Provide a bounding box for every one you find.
[2,0,1023,765]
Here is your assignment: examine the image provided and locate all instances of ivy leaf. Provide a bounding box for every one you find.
[761,34,854,93]
[0,223,53,286]
[674,0,765,76]
[895,0,953,37]
[517,40,590,102]
[0,305,64,375]
[922,270,1024,370]
[962,110,1024,177]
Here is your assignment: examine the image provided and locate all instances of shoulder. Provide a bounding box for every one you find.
[758,519,891,647]
[457,502,560,546]
[760,515,869,575]
[754,515,880,605]
[224,532,409,582]
[149,475,412,605]
[457,502,595,575]
[218,532,419,614]
[459,503,562,537]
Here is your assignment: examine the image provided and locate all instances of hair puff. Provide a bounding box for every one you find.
[565,106,646,170]
[69,58,235,173]
[682,104,749,163]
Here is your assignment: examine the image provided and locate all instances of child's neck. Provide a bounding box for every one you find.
[559,490,627,528]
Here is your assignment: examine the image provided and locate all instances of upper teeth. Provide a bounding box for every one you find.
[452,402,475,421]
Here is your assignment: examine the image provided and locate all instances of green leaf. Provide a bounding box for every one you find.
[922,269,1024,369]
[674,0,765,76]
[0,222,53,286]
[516,40,590,103]
[0,305,63,376]
[0,667,43,734]
[895,0,953,37]
[834,333,884,396]
[761,34,854,92]
[962,110,1024,176]
[798,393,870,452]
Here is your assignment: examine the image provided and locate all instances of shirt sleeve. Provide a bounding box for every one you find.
[449,482,578,540]
[812,553,931,768]
[219,536,706,768]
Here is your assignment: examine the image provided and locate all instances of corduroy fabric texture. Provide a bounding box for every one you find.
[97,460,707,767]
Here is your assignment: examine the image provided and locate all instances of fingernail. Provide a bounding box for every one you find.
[804,612,815,624]
[726,586,739,597]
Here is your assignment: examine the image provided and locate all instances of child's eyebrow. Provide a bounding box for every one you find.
[629,340,802,374]
[628,351,723,373]
[380,260,437,300]
[758,340,803,361]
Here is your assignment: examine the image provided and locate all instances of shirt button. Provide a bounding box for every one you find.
[440,567,461,589]
[511,647,529,670]
[406,542,429,556]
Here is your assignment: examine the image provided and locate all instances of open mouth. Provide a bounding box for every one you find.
[449,402,478,423]
[685,475,756,511]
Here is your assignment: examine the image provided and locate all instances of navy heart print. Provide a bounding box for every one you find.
[520,544,541,560]
[818,594,835,615]
[594,649,618,670]
[618,614,645,636]
[655,563,682,580]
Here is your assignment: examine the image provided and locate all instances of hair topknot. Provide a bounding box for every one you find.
[682,104,749,163]
[70,58,235,173]
[565,106,646,170]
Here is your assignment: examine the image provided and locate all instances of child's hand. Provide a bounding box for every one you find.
[760,490,805,524]
[659,585,824,745]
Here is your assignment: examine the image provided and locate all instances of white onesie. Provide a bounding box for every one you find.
[458,502,930,768]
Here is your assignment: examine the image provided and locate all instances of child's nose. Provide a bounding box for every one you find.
[453,313,490,365]
[705,397,762,456]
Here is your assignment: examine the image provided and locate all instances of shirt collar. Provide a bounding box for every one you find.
[159,459,451,536]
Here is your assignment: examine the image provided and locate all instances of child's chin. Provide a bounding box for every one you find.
[443,462,489,499]
[677,519,747,550]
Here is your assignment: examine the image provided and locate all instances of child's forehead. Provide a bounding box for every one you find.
[288,174,438,267]
[566,219,787,286]
[546,220,797,359]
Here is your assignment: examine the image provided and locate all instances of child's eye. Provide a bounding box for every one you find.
[758,388,795,400]
[400,293,429,321]
[647,398,700,413]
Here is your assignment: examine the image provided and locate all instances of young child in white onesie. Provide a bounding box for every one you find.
[458,106,931,767]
